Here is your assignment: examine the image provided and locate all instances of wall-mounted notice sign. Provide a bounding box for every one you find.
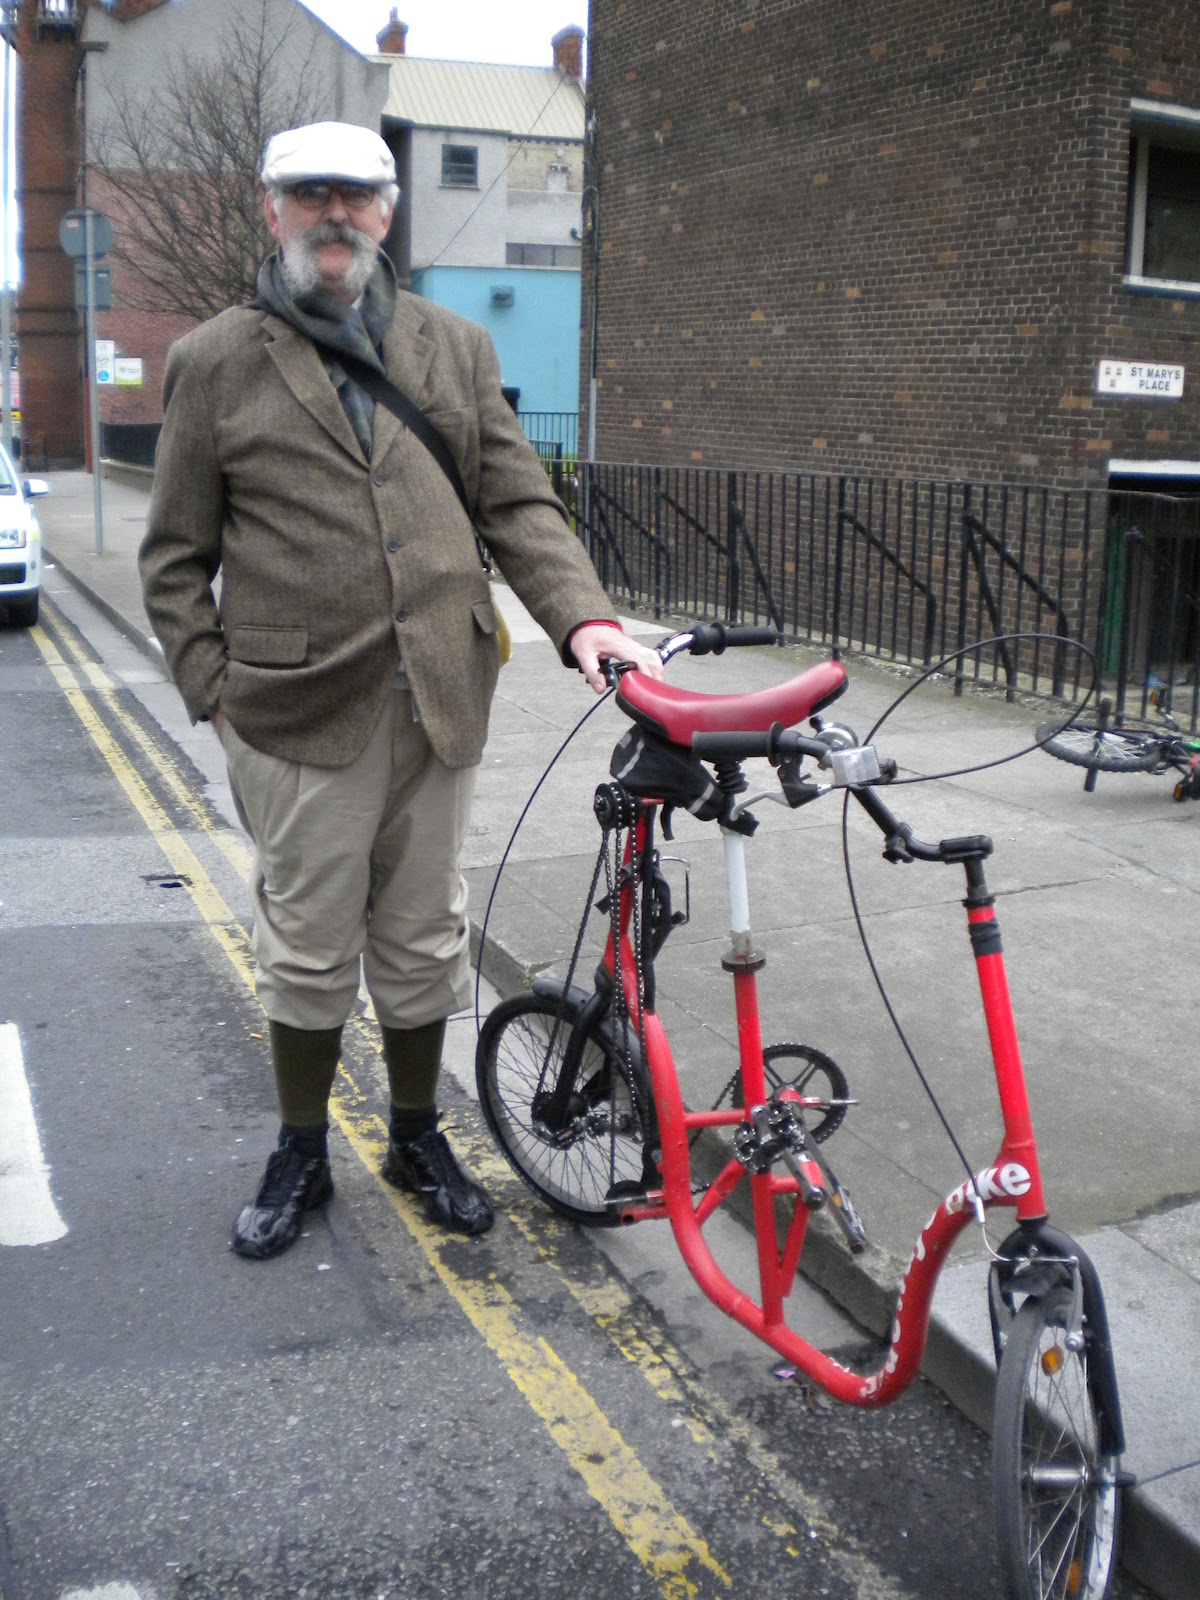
[1096,360,1184,398]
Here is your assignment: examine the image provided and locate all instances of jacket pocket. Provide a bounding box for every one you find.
[227,624,308,666]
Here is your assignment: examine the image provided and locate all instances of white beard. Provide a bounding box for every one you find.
[281,223,378,300]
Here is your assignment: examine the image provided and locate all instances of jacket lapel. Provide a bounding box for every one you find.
[263,317,366,463]
[373,301,438,468]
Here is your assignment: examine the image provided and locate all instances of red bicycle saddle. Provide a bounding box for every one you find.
[616,659,847,745]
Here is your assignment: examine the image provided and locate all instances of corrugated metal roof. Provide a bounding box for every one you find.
[377,57,584,142]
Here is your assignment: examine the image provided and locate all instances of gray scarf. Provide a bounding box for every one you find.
[256,250,398,459]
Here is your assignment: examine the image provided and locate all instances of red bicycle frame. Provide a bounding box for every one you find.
[599,805,1049,1409]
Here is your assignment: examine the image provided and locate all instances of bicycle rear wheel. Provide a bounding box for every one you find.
[992,1286,1120,1600]
[1036,721,1159,773]
[476,992,655,1227]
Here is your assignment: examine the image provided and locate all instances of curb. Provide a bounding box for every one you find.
[44,544,164,670]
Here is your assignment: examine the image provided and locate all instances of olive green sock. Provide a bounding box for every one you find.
[381,1019,446,1114]
[268,1020,343,1129]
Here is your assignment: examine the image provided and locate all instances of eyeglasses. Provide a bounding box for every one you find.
[286,181,380,211]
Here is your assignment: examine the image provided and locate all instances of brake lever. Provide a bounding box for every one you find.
[777,757,824,808]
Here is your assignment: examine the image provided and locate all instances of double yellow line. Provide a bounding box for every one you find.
[32,598,897,1600]
[29,601,731,1600]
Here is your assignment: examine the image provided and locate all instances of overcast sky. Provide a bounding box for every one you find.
[299,0,589,69]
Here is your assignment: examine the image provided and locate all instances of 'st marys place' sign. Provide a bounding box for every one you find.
[1096,360,1185,399]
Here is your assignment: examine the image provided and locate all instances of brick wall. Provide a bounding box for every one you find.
[14,0,85,468]
[584,0,1200,486]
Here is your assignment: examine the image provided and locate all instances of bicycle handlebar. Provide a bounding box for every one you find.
[691,726,830,764]
[683,623,781,656]
[691,726,992,866]
[604,624,782,687]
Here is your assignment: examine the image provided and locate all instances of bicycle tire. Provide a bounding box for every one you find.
[1036,721,1160,773]
[992,1286,1121,1600]
[476,991,656,1227]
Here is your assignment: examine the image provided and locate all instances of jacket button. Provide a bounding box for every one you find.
[394,608,408,623]
[373,471,385,487]
[387,539,400,552]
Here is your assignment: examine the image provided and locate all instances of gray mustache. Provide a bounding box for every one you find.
[305,222,371,249]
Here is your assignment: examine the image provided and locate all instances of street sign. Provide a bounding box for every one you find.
[74,264,112,311]
[58,208,114,261]
[1096,359,1185,399]
[114,358,143,387]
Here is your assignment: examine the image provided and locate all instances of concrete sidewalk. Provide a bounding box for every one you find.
[34,467,1200,1599]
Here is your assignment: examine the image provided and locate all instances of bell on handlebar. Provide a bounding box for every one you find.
[810,720,860,753]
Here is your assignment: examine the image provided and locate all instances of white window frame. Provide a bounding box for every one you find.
[1124,98,1200,297]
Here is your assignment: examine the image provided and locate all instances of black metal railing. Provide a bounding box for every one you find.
[101,422,160,471]
[519,411,578,463]
[564,464,1199,729]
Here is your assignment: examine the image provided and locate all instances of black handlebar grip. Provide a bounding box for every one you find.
[691,730,773,760]
[691,725,831,764]
[688,622,782,656]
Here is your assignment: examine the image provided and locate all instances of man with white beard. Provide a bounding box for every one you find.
[138,122,661,1261]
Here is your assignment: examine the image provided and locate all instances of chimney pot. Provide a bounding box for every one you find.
[376,8,408,54]
[551,24,584,80]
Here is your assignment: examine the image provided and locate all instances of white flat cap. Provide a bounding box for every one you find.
[261,121,396,187]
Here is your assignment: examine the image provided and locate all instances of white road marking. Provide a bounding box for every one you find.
[0,1022,68,1246]
[60,1587,144,1600]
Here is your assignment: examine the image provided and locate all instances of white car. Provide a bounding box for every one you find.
[0,441,48,628]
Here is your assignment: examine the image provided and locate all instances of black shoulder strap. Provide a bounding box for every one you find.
[331,347,473,523]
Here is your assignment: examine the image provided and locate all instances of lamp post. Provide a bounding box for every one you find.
[0,2,16,462]
[582,184,600,464]
[77,37,108,551]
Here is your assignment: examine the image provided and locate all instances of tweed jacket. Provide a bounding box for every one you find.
[139,290,617,769]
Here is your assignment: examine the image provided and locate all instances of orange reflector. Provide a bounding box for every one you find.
[1041,1344,1065,1375]
[1067,1556,1083,1595]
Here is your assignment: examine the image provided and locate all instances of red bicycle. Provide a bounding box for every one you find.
[477,624,1126,1600]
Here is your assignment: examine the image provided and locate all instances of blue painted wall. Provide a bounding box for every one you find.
[411,266,581,416]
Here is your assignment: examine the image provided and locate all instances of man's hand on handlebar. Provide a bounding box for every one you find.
[570,623,665,694]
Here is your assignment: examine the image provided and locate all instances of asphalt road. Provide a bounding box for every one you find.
[0,576,1154,1600]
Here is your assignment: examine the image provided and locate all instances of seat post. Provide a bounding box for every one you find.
[720,823,769,1107]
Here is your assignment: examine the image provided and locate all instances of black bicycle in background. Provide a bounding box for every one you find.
[1037,688,1200,799]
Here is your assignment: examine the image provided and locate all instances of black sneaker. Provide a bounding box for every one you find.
[231,1139,334,1260]
[382,1128,493,1235]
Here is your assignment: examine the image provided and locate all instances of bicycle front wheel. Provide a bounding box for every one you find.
[992,1287,1121,1600]
[476,992,655,1227]
[1036,720,1159,773]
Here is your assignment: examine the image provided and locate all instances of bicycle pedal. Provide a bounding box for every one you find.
[820,1166,868,1252]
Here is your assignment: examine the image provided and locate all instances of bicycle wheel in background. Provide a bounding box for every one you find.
[1036,721,1160,773]
[476,991,655,1227]
[992,1286,1121,1600]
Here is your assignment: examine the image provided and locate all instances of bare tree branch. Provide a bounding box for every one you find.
[90,0,329,321]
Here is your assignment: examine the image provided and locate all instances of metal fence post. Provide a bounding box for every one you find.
[831,476,847,657]
[725,471,740,621]
[652,465,663,619]
[954,483,971,696]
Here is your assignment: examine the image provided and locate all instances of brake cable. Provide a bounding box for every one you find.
[472,686,615,1032]
[835,632,1100,1235]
